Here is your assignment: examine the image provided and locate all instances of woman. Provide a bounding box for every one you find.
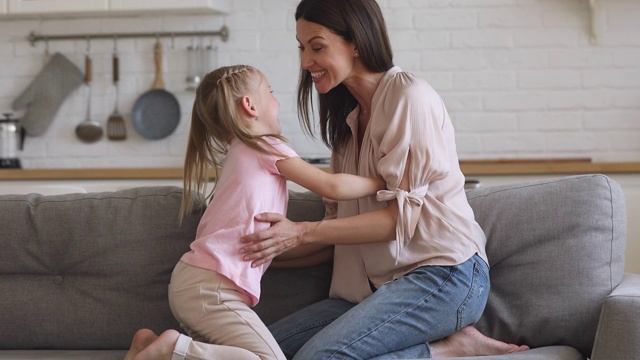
[240,0,529,359]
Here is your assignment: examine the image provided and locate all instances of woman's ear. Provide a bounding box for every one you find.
[240,96,259,117]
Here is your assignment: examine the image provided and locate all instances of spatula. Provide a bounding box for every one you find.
[107,50,126,141]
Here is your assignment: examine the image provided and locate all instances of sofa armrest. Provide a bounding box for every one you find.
[591,273,640,360]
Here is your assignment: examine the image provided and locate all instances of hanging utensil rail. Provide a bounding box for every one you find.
[28,25,229,46]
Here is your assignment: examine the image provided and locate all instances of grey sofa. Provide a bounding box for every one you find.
[0,174,638,360]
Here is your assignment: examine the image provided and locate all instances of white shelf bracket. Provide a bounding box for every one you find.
[589,0,600,44]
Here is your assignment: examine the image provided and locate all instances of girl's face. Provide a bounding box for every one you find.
[296,18,357,94]
[253,73,281,134]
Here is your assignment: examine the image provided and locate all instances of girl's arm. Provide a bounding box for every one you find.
[276,156,385,201]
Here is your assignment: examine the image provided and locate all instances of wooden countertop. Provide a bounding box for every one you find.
[1,160,640,180]
[458,159,640,176]
[0,167,189,180]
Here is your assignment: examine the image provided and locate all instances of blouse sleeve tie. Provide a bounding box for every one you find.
[376,185,428,265]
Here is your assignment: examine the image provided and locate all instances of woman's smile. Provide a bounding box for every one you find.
[310,70,327,83]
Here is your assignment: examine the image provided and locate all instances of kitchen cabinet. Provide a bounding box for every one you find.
[2,0,229,17]
[110,0,230,14]
[8,0,108,14]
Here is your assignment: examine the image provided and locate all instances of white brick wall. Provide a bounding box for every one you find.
[0,0,638,169]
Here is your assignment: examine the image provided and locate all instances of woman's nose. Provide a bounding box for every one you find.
[300,51,312,69]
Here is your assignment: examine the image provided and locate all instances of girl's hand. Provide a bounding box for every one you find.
[241,213,302,267]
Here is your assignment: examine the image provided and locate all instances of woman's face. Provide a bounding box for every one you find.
[296,18,357,94]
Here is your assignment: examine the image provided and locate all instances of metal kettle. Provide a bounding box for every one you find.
[0,113,25,168]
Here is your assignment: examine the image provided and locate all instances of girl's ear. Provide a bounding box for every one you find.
[240,96,258,117]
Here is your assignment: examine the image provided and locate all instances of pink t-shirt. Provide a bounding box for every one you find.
[181,137,298,306]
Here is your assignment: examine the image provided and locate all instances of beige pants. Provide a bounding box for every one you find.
[168,261,286,360]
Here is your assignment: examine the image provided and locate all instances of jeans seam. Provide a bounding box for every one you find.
[475,257,490,282]
[456,263,477,330]
[456,258,489,331]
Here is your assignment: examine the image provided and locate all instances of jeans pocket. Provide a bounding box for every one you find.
[456,260,490,330]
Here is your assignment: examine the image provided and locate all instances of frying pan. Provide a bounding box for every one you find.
[132,40,180,140]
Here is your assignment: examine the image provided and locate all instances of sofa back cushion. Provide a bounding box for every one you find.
[0,187,202,350]
[0,186,332,350]
[468,174,626,357]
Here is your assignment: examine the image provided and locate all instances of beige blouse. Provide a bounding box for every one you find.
[326,66,488,303]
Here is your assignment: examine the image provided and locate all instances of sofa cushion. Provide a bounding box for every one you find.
[467,174,626,357]
[0,187,202,350]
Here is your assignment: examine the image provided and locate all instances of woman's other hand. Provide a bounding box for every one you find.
[241,212,304,267]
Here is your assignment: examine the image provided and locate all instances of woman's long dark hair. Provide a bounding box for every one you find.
[295,0,394,152]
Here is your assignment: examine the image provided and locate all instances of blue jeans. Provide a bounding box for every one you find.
[268,254,489,360]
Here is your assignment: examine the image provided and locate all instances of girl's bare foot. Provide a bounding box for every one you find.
[130,329,181,360]
[124,329,158,360]
[431,326,529,358]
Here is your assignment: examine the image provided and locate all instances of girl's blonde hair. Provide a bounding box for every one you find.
[180,64,286,220]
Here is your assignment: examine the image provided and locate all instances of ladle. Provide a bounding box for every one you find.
[75,50,103,143]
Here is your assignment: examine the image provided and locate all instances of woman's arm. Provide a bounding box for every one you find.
[270,244,334,268]
[241,205,397,267]
[242,157,419,267]
[276,156,385,201]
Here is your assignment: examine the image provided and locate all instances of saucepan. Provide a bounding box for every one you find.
[132,40,180,140]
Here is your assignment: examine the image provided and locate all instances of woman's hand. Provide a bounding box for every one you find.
[241,212,304,267]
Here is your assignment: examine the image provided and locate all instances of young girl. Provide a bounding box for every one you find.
[126,64,385,360]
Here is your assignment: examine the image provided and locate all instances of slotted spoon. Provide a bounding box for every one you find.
[107,49,126,140]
